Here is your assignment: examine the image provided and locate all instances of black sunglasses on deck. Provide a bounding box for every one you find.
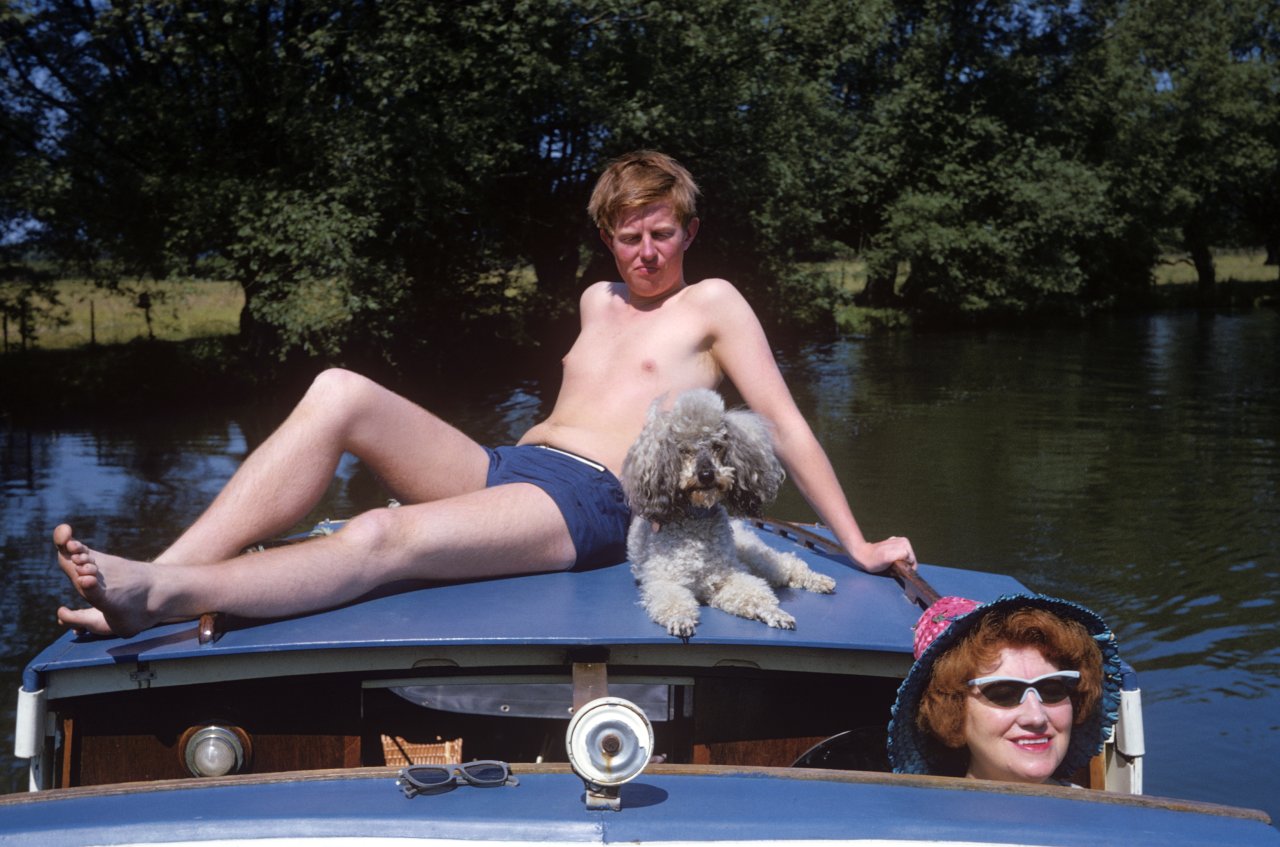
[397,761,519,798]
[966,670,1081,708]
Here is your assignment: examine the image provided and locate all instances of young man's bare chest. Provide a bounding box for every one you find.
[563,289,718,397]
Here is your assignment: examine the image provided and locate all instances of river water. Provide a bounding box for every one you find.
[2,309,1278,819]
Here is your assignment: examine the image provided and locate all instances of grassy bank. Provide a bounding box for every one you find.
[3,278,242,352]
[818,248,1277,332]
[1151,248,1277,287]
[7,250,1275,353]
[3,251,1275,417]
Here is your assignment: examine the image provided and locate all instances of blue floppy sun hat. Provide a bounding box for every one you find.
[886,593,1123,781]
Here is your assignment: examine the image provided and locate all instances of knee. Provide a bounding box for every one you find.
[307,367,374,404]
[300,368,386,431]
[336,507,403,560]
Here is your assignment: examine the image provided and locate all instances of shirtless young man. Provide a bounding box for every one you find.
[54,150,917,637]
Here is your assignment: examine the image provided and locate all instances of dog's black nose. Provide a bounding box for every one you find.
[697,466,716,486]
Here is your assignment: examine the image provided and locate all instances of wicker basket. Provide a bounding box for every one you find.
[380,735,464,767]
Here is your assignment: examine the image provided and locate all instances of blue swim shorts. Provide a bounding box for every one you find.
[484,444,630,570]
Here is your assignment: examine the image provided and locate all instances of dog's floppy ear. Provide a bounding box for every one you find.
[722,408,785,516]
[621,399,684,522]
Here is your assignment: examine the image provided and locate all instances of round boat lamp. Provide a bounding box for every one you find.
[565,697,653,788]
[181,725,249,778]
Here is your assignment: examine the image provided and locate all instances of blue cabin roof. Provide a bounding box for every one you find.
[24,523,1028,693]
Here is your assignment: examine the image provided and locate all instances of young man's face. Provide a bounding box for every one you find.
[602,202,699,301]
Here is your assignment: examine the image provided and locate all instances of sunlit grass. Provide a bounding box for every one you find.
[27,278,243,349]
[1154,248,1275,286]
[803,256,915,295]
[806,257,869,295]
[10,249,1274,352]
[801,257,913,332]
[813,248,1275,292]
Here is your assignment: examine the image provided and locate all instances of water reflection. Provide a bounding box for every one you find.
[772,312,1280,817]
[1,309,1277,820]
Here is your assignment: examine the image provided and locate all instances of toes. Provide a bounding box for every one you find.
[808,574,837,594]
[57,606,112,637]
[53,523,73,550]
[789,569,836,593]
[761,609,796,629]
[663,615,698,638]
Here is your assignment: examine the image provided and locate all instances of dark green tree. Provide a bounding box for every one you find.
[4,0,1274,355]
[1239,0,1280,273]
[0,39,61,352]
[830,0,1112,318]
[456,1,876,329]
[1101,0,1280,299]
[0,1,515,361]
[2,0,876,360]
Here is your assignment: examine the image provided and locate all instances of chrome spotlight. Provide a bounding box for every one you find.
[181,725,249,778]
[565,697,653,810]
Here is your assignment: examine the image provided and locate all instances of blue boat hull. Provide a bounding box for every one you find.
[0,767,1276,846]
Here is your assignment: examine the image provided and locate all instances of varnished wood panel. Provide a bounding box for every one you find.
[693,736,827,767]
[75,732,361,786]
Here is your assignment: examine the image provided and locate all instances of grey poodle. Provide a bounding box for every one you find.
[620,388,836,638]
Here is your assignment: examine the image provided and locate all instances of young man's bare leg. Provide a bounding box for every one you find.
[155,368,491,566]
[57,483,576,637]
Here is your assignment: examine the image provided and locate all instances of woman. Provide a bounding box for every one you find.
[887,594,1123,785]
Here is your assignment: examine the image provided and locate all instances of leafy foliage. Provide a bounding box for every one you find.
[0,264,63,350]
[0,0,1275,362]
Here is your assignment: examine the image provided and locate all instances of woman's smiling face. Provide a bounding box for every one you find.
[963,645,1074,784]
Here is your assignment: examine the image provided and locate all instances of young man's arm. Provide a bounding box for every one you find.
[698,278,916,573]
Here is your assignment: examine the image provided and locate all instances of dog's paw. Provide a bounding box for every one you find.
[652,609,698,638]
[663,615,698,638]
[759,608,797,630]
[797,571,837,594]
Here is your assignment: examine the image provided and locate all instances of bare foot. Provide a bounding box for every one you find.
[54,524,160,638]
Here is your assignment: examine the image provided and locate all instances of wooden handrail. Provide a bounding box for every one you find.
[752,518,941,610]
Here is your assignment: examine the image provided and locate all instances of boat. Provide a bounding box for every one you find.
[5,519,1278,845]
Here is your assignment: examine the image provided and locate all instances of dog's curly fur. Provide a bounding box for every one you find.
[621,389,836,637]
